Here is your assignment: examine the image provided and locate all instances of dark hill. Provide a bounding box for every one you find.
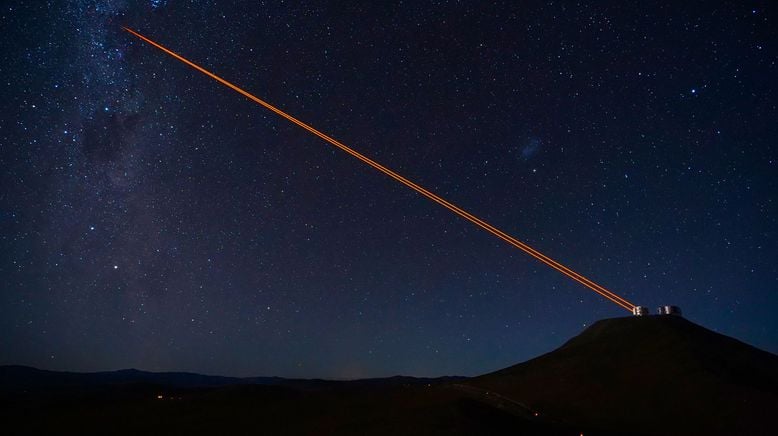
[2,315,776,435]
[469,315,778,435]
[0,366,556,435]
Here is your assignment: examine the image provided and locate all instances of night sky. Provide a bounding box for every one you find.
[1,1,776,378]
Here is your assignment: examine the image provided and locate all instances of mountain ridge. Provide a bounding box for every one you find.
[3,315,776,435]
[0,364,465,391]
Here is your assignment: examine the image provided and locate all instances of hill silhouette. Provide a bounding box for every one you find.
[2,315,776,435]
[470,315,778,435]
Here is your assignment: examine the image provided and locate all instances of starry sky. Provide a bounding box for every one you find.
[1,0,776,378]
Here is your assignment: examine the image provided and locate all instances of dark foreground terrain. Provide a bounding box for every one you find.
[2,316,777,435]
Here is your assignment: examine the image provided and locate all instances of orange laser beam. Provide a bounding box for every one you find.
[122,26,636,312]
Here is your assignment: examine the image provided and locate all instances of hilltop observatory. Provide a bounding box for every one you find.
[632,306,650,316]
[657,305,682,316]
[632,305,683,316]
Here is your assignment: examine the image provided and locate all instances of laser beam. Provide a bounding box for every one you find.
[122,27,636,312]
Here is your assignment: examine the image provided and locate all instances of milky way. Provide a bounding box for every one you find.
[1,1,776,377]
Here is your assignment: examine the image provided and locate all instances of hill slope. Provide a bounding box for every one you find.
[469,315,778,435]
[2,315,776,435]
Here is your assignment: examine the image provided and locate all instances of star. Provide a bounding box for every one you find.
[0,0,773,379]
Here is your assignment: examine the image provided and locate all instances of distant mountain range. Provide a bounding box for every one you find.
[1,365,274,389]
[0,364,464,392]
[3,315,776,435]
